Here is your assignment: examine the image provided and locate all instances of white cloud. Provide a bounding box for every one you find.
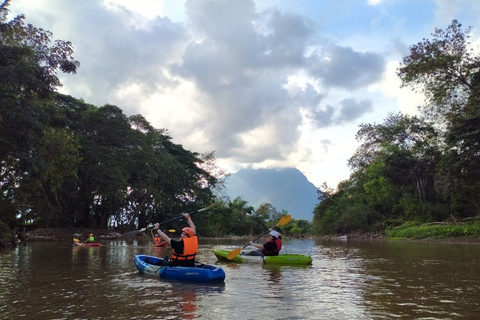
[7,0,480,189]
[103,0,165,20]
[371,61,425,116]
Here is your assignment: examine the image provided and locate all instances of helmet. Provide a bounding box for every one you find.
[89,233,93,237]
[182,227,195,237]
[269,230,280,238]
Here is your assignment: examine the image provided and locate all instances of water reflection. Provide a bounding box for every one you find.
[351,240,480,319]
[263,265,283,284]
[0,239,479,319]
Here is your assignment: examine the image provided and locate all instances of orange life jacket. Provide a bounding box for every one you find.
[171,236,198,261]
[154,237,161,244]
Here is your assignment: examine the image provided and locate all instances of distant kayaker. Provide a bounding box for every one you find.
[151,229,166,246]
[247,229,282,256]
[86,233,95,243]
[154,213,197,267]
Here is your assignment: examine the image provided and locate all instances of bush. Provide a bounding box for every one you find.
[0,220,16,246]
[386,218,480,239]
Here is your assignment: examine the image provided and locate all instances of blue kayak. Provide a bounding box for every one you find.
[134,254,226,283]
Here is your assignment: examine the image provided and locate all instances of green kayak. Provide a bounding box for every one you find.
[212,250,313,265]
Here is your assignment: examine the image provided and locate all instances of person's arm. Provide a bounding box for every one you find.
[154,223,172,246]
[184,213,196,233]
[249,241,264,249]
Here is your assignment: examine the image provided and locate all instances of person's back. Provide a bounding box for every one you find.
[87,233,95,243]
[170,227,197,267]
[153,213,198,267]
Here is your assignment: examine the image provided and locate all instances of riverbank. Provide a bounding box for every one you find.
[15,227,480,245]
[339,233,480,244]
[22,228,123,242]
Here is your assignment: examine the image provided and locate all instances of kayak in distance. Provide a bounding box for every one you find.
[134,254,226,283]
[74,241,101,247]
[212,250,313,265]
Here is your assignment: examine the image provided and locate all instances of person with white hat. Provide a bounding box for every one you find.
[248,229,282,256]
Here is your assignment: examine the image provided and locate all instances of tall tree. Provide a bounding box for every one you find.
[398,20,480,216]
[0,0,80,227]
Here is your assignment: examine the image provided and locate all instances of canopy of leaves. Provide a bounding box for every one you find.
[313,20,480,235]
[0,1,219,230]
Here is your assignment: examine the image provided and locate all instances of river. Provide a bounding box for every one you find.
[0,238,478,319]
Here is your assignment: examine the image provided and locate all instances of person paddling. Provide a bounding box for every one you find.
[86,233,95,243]
[154,213,198,267]
[151,229,166,246]
[247,229,282,256]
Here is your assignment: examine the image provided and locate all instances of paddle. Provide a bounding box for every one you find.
[226,214,291,260]
[120,202,220,238]
[73,238,88,246]
[73,237,95,245]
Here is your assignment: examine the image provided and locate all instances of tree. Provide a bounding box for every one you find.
[0,2,223,232]
[398,20,480,216]
[312,20,480,235]
[0,0,80,227]
[397,20,479,120]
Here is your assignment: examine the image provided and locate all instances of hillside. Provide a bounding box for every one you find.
[224,167,319,221]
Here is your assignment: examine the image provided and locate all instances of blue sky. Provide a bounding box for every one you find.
[7,0,480,188]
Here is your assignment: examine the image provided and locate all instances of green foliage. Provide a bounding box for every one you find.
[0,220,15,245]
[0,4,219,231]
[0,1,81,228]
[386,219,480,239]
[190,198,312,238]
[290,227,302,237]
[282,218,311,237]
[398,19,480,215]
[313,20,480,238]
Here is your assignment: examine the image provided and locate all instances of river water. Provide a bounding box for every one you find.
[0,238,478,320]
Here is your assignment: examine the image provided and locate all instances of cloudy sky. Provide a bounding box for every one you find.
[7,0,480,188]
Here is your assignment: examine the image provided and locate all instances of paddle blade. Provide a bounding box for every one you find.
[73,238,79,242]
[198,202,221,212]
[276,214,291,226]
[120,228,146,238]
[227,248,242,260]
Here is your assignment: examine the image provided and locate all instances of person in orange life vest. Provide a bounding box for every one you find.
[154,213,197,267]
[151,229,165,246]
[248,229,282,256]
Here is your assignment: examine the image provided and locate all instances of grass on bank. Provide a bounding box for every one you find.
[385,217,480,240]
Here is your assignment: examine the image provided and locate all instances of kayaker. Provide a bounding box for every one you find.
[154,213,197,267]
[86,233,95,243]
[151,229,164,246]
[247,230,282,256]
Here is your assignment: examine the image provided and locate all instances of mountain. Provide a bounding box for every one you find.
[224,167,319,221]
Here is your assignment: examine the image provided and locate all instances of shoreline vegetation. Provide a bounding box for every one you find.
[2,220,479,247]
